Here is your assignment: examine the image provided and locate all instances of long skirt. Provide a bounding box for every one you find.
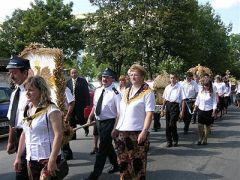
[116,131,150,180]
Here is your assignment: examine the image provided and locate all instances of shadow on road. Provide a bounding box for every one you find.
[147,169,223,180]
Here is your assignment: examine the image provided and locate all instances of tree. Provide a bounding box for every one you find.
[0,0,85,62]
[195,3,231,74]
[228,34,240,77]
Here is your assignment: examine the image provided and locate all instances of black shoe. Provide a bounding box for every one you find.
[197,141,201,145]
[166,142,172,148]
[173,141,178,147]
[85,172,99,180]
[90,148,98,155]
[107,165,119,174]
[183,131,188,135]
[85,129,89,137]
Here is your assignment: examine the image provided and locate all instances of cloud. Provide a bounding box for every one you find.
[211,0,240,9]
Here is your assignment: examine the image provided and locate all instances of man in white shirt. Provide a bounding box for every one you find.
[6,55,31,180]
[181,72,198,134]
[161,73,185,147]
[86,68,121,180]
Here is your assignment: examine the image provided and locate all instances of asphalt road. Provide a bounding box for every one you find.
[1,105,240,180]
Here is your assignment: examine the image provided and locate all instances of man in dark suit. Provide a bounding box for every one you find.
[66,68,90,137]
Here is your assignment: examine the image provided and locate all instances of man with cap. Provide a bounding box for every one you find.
[6,55,30,180]
[86,68,121,180]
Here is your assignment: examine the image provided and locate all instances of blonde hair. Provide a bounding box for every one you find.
[24,75,52,107]
[119,75,126,82]
[129,64,147,78]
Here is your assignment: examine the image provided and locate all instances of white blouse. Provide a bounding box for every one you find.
[214,82,226,96]
[116,87,155,131]
[195,90,217,111]
[22,104,61,161]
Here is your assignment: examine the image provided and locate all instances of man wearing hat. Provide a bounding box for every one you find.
[86,68,121,180]
[6,55,30,180]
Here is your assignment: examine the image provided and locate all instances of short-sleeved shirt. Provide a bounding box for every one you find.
[22,104,61,161]
[116,86,155,131]
[162,83,186,103]
[181,80,198,99]
[7,84,29,128]
[94,83,121,120]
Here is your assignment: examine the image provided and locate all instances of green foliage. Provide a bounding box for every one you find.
[227,34,240,78]
[0,0,84,63]
[159,56,185,79]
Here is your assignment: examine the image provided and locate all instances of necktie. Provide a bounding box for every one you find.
[72,79,76,99]
[95,89,105,116]
[10,87,20,127]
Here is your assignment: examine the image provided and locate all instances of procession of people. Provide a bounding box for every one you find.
[5,54,238,180]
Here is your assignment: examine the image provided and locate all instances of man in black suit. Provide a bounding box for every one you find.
[66,68,90,137]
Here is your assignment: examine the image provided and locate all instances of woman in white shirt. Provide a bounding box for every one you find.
[112,64,155,180]
[194,79,217,145]
[14,76,63,179]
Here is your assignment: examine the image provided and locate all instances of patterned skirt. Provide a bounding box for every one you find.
[115,131,150,180]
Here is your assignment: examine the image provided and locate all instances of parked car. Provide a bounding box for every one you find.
[0,86,11,138]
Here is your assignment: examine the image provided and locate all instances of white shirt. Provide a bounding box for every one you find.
[94,83,121,120]
[116,87,155,131]
[235,82,240,94]
[181,80,198,99]
[7,84,29,128]
[162,82,186,103]
[195,90,217,111]
[214,82,226,96]
[65,87,74,109]
[22,104,61,161]
[224,85,231,97]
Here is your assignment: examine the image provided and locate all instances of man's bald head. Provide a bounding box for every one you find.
[70,68,78,79]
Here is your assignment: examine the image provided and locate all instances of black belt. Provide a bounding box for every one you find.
[166,101,179,105]
[98,118,115,123]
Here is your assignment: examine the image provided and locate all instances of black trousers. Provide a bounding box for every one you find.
[15,128,29,180]
[183,100,194,132]
[153,113,161,130]
[93,119,118,177]
[165,102,179,143]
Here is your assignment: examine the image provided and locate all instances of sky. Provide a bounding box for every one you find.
[0,0,239,34]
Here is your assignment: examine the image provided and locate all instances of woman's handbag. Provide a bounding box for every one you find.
[40,159,69,180]
[56,159,69,179]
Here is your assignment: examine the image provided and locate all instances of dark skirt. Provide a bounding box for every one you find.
[224,96,230,108]
[198,109,214,125]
